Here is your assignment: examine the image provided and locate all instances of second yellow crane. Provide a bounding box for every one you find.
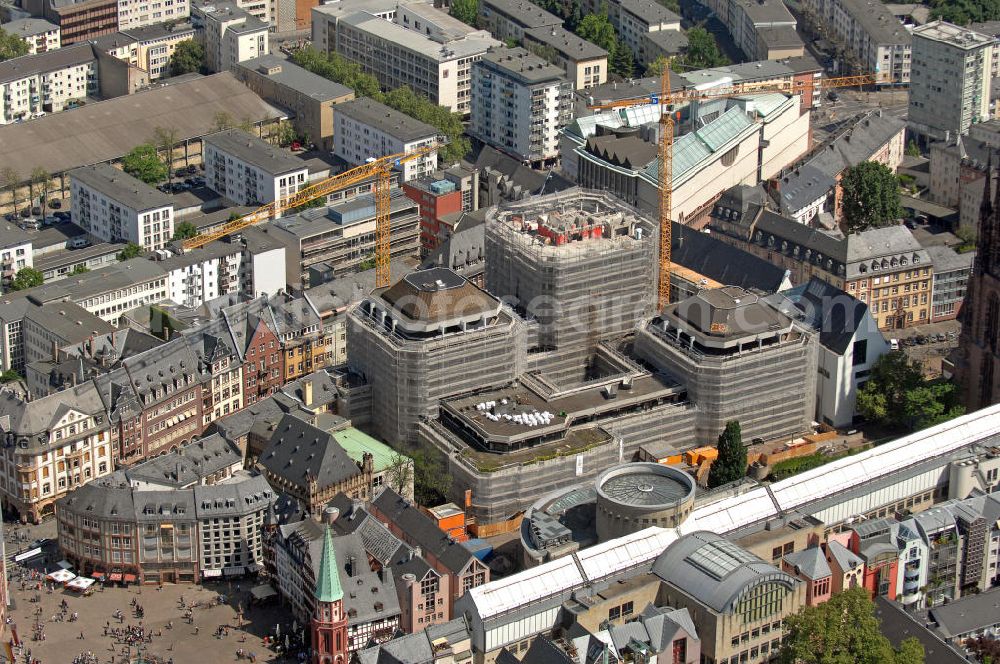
[591,68,876,309]
[182,145,436,288]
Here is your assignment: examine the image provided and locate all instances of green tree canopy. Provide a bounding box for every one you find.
[0,28,29,63]
[117,243,143,261]
[646,55,670,76]
[929,0,1000,25]
[293,196,326,213]
[905,140,921,158]
[173,221,198,240]
[841,161,903,233]
[857,352,965,430]
[168,39,205,76]
[708,420,746,488]
[10,267,43,291]
[673,27,728,71]
[70,264,90,275]
[450,0,479,26]
[122,144,168,185]
[412,446,452,506]
[575,13,618,55]
[0,370,22,383]
[611,43,635,78]
[779,587,924,664]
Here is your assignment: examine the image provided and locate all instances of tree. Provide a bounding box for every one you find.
[152,126,180,185]
[173,221,198,240]
[646,55,670,76]
[857,352,964,430]
[575,13,617,55]
[611,45,634,78]
[117,243,143,261]
[708,420,746,488]
[30,168,50,217]
[412,447,451,506]
[905,140,921,158]
[70,264,89,275]
[674,26,728,70]
[779,587,924,664]
[1,167,19,215]
[450,0,479,26]
[168,39,204,76]
[967,636,1000,663]
[213,111,236,132]
[10,267,43,291]
[903,383,964,430]
[0,370,22,383]
[122,144,168,185]
[385,452,414,497]
[841,161,903,233]
[0,28,29,63]
[274,120,297,147]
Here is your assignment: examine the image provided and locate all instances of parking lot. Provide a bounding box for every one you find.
[892,319,962,378]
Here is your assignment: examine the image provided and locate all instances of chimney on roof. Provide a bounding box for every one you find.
[303,379,313,407]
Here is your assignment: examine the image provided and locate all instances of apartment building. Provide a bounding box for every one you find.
[709,202,934,330]
[116,0,190,31]
[928,123,998,231]
[477,0,560,42]
[522,25,607,90]
[470,47,573,166]
[0,43,97,124]
[804,0,911,84]
[0,222,32,294]
[70,163,175,251]
[0,382,115,523]
[95,21,197,79]
[20,301,116,369]
[402,176,465,255]
[234,54,355,151]
[56,466,275,583]
[266,189,420,289]
[699,0,803,61]
[1,18,60,54]
[157,240,243,308]
[926,244,974,322]
[611,0,686,65]
[909,21,994,143]
[41,0,117,45]
[192,0,268,74]
[333,97,438,182]
[312,2,499,114]
[203,129,308,212]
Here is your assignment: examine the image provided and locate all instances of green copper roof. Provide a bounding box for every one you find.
[315,525,343,603]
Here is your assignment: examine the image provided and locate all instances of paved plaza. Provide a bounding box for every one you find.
[3,521,301,664]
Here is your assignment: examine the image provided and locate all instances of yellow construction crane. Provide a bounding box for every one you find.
[589,69,876,309]
[182,145,436,288]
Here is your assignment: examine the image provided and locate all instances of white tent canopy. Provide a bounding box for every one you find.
[47,569,76,583]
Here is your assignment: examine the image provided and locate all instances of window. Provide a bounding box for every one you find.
[852,339,868,366]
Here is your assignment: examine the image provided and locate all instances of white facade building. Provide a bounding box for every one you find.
[311,1,499,114]
[158,241,243,308]
[117,0,191,31]
[0,221,33,295]
[0,43,97,124]
[333,97,438,182]
[70,163,175,251]
[203,129,308,212]
[471,47,573,165]
[192,0,268,74]
[909,21,994,142]
[1,18,61,54]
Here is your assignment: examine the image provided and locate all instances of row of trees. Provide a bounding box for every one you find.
[1,166,58,218]
[857,352,965,431]
[929,0,1000,25]
[290,48,469,163]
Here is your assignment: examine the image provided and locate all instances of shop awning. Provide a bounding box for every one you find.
[223,566,244,576]
[108,573,123,582]
[123,574,137,583]
[250,584,277,601]
[12,548,41,563]
[93,571,106,580]
[202,569,222,578]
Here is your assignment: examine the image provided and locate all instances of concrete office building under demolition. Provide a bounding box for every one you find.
[348,190,818,527]
[484,189,657,386]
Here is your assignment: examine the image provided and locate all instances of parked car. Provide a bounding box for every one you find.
[68,236,90,249]
[43,215,59,226]
[4,212,16,222]
[917,336,928,345]
[186,165,198,174]
[54,211,70,221]
[890,338,899,351]
[19,218,40,230]
[947,331,957,340]
[936,333,947,342]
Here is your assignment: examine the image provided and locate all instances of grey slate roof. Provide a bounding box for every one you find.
[193,472,275,518]
[1,17,58,37]
[925,244,974,274]
[125,434,242,488]
[204,129,306,175]
[673,223,790,294]
[479,46,567,84]
[777,163,837,212]
[651,531,798,614]
[480,0,562,28]
[783,546,831,580]
[874,597,967,664]
[523,25,607,60]
[372,488,479,575]
[639,604,698,652]
[807,111,906,179]
[334,97,437,143]
[0,42,95,85]
[70,163,173,212]
[825,540,864,572]
[618,0,680,24]
[768,277,876,354]
[259,414,363,492]
[237,54,354,102]
[930,587,1000,638]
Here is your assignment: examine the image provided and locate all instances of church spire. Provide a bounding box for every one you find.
[314,525,343,603]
